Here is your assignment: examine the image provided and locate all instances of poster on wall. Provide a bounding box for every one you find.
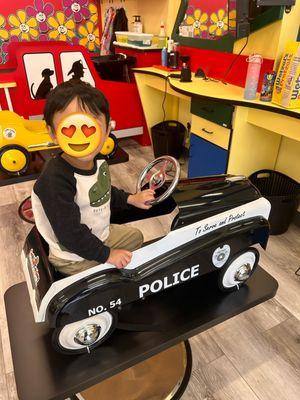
[0,1,100,64]
[179,0,236,40]
[60,51,95,86]
[23,52,58,99]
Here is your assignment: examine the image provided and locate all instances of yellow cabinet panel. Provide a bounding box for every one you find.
[247,108,300,141]
[191,115,231,150]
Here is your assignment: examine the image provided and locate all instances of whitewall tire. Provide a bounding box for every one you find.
[218,248,259,292]
[52,311,117,355]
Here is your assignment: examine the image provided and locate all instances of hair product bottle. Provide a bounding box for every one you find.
[133,16,143,33]
[244,54,263,100]
[161,47,168,67]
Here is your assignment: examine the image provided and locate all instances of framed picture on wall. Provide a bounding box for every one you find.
[172,0,236,52]
[172,0,284,52]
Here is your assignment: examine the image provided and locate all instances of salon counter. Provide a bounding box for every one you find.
[134,67,300,181]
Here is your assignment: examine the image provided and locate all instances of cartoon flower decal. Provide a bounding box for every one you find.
[39,33,48,41]
[8,10,39,41]
[2,35,18,53]
[88,2,98,24]
[186,9,208,37]
[209,9,228,37]
[1,35,18,64]
[78,20,99,51]
[228,9,237,30]
[0,15,9,41]
[63,0,90,23]
[0,50,7,64]
[71,36,79,45]
[26,0,54,33]
[186,6,195,16]
[47,11,75,41]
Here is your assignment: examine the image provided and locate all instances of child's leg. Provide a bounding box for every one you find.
[104,224,144,251]
[49,252,98,275]
[49,225,143,276]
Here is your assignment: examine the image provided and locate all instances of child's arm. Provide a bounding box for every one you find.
[110,186,131,209]
[111,186,155,210]
[127,190,155,209]
[34,172,111,264]
[107,249,132,269]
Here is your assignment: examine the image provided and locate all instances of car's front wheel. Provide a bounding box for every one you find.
[218,248,259,292]
[52,311,117,355]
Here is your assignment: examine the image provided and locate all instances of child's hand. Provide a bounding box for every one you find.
[127,190,155,210]
[107,249,132,269]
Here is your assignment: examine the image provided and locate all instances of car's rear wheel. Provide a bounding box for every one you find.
[100,133,118,159]
[52,311,117,355]
[18,196,35,224]
[0,145,30,175]
[218,248,259,292]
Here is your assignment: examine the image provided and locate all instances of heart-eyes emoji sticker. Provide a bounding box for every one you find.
[56,113,104,158]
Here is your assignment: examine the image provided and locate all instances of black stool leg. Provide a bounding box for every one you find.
[170,340,193,400]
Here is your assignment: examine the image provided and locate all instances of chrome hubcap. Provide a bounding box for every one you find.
[235,263,252,282]
[217,253,225,261]
[74,324,101,346]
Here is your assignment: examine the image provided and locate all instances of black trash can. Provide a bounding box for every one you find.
[249,170,300,235]
[151,121,186,159]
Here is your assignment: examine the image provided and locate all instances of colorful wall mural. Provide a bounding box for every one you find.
[0,0,101,64]
[179,0,237,40]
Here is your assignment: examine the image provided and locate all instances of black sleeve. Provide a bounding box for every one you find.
[34,169,110,264]
[111,185,131,210]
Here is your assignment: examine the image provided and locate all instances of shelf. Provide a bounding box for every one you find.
[113,41,163,51]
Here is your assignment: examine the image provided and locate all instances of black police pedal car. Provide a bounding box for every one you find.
[22,156,271,355]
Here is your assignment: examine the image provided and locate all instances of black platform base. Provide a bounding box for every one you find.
[4,267,278,400]
[0,147,129,187]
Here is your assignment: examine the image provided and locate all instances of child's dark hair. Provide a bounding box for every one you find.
[44,81,110,129]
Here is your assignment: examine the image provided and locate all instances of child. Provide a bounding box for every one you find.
[32,80,155,275]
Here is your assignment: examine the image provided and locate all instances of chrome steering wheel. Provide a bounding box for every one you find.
[136,156,181,205]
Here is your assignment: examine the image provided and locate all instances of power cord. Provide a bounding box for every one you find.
[162,74,170,122]
[221,35,249,84]
[190,36,249,85]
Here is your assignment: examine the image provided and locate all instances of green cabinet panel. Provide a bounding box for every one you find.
[191,97,234,128]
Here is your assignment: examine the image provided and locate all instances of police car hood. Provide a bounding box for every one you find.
[171,175,261,229]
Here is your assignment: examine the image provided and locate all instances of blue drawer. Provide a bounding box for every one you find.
[188,134,228,178]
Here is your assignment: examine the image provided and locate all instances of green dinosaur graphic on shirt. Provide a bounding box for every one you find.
[89,162,111,208]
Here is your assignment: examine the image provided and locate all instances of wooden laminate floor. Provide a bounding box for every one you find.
[0,139,299,400]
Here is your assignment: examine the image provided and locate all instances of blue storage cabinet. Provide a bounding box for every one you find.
[188,133,228,178]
